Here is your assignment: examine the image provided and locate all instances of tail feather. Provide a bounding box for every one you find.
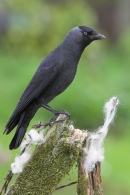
[4,117,20,134]
[5,102,39,150]
[9,126,27,150]
[9,112,29,150]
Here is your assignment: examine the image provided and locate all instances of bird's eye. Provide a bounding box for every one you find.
[83,32,88,36]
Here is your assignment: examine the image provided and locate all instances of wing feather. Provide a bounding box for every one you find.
[6,55,63,128]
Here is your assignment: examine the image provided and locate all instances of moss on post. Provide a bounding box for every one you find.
[6,116,83,195]
[77,160,88,195]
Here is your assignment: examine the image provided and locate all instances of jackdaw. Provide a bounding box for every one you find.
[4,26,105,149]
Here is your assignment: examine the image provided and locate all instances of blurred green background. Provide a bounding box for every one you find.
[0,0,130,194]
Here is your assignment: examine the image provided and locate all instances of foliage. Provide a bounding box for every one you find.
[1,0,95,56]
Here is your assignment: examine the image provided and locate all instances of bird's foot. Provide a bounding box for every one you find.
[33,111,69,129]
[49,110,70,126]
[53,110,70,118]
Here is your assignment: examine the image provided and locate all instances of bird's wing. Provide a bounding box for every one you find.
[6,56,63,127]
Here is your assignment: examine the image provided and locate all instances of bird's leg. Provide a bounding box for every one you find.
[43,104,70,116]
[32,105,70,129]
[42,104,70,123]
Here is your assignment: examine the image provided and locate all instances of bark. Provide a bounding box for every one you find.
[77,160,104,195]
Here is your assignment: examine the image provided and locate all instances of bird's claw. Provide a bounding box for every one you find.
[54,110,70,118]
[49,112,69,126]
[61,110,70,118]
[32,110,70,129]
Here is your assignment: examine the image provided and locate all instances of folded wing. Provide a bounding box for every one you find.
[5,57,63,133]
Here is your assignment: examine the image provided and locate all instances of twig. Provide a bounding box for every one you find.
[0,142,30,194]
[55,181,77,190]
[0,171,13,195]
[32,118,67,129]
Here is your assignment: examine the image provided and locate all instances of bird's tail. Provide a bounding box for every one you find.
[9,111,29,150]
[5,105,38,150]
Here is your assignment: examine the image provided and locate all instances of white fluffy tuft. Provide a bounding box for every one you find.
[83,96,119,172]
[11,129,45,174]
[26,129,44,144]
[11,146,31,174]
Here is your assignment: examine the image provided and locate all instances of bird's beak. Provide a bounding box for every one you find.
[89,33,106,41]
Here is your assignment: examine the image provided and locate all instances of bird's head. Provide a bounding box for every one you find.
[67,26,106,48]
[79,26,105,41]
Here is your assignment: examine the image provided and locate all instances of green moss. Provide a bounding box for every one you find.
[6,120,81,195]
[77,161,88,195]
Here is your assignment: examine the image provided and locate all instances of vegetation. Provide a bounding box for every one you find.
[0,0,130,194]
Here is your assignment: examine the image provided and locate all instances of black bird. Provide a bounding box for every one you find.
[4,26,105,150]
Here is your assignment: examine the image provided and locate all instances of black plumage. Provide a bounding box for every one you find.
[4,26,105,150]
